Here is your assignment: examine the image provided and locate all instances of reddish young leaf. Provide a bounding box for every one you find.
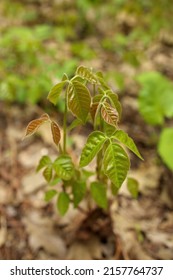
[101,102,118,127]
[24,113,50,138]
[90,102,99,122]
[51,121,61,146]
[40,113,50,120]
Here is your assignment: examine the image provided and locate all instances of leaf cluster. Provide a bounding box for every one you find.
[24,66,143,215]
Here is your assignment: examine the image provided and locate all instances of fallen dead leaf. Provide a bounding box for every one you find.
[23,211,66,259]
[22,172,46,195]
[0,216,7,247]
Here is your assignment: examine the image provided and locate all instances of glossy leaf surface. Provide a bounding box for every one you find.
[68,81,91,124]
[113,130,143,160]
[43,166,53,182]
[79,131,107,167]
[53,155,74,180]
[36,155,52,172]
[101,102,118,127]
[90,182,108,209]
[103,142,130,188]
[47,81,67,105]
[104,122,116,137]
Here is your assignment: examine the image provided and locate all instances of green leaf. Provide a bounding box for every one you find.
[57,192,70,216]
[72,181,87,208]
[104,122,116,137]
[67,81,91,124]
[97,87,105,95]
[53,155,74,180]
[81,169,95,180]
[43,166,53,182]
[47,81,67,105]
[70,75,85,84]
[44,189,57,202]
[92,94,103,103]
[113,130,143,160]
[111,183,119,196]
[127,177,139,198]
[49,177,61,186]
[62,73,69,81]
[37,155,52,172]
[90,181,108,209]
[96,71,104,79]
[76,65,98,84]
[137,71,173,125]
[96,73,109,89]
[103,142,130,188]
[158,127,173,171]
[79,131,107,167]
[101,102,118,127]
[68,118,83,131]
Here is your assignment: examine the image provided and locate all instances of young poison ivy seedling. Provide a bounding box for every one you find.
[24,66,143,215]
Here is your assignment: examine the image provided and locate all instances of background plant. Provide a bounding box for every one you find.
[137,71,173,171]
[1,0,173,106]
[24,66,143,215]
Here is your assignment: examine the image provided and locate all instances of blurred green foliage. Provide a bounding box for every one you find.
[137,72,173,125]
[137,71,173,171]
[0,26,54,103]
[158,128,173,171]
[0,0,173,105]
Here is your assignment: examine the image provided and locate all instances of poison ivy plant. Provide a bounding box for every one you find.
[137,71,173,171]
[24,66,143,216]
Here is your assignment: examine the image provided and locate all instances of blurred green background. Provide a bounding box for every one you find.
[1,0,173,106]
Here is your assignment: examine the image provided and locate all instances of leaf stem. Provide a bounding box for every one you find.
[63,90,67,154]
[93,84,96,96]
[96,111,103,180]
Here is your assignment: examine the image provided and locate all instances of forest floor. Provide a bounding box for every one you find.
[1,1,173,260]
[1,58,173,260]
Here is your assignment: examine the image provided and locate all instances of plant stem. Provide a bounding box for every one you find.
[63,90,67,154]
[96,110,103,180]
[93,84,96,96]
